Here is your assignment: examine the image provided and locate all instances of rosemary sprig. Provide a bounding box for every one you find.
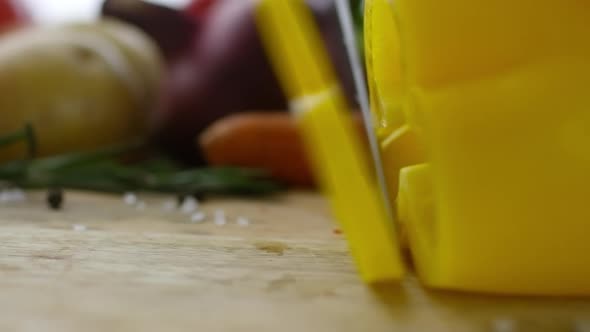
[0,126,282,197]
[0,123,37,158]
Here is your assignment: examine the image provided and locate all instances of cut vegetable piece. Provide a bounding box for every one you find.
[412,58,590,294]
[256,0,404,283]
[364,0,406,138]
[397,163,438,286]
[380,124,425,208]
[374,0,590,295]
[394,0,590,88]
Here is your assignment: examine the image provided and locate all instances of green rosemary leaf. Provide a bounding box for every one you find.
[0,127,282,197]
[0,123,37,159]
[0,160,28,179]
[28,139,144,172]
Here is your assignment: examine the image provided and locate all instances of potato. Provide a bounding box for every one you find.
[0,19,163,160]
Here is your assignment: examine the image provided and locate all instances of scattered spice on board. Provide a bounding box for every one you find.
[47,188,64,210]
[123,192,138,205]
[214,209,227,226]
[190,211,206,223]
[181,196,199,214]
[236,216,250,227]
[72,224,87,232]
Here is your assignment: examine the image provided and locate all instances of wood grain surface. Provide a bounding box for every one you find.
[0,191,589,332]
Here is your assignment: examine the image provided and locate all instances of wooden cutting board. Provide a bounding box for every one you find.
[0,191,588,332]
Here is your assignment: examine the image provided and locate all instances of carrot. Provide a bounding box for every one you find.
[198,112,368,187]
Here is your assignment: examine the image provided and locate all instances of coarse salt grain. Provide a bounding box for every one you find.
[0,189,27,204]
[180,197,199,214]
[0,191,9,204]
[214,209,227,226]
[190,212,206,223]
[9,189,26,202]
[72,224,87,232]
[123,192,138,205]
[236,217,250,227]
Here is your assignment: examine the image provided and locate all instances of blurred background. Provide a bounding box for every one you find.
[0,0,364,196]
[22,0,190,23]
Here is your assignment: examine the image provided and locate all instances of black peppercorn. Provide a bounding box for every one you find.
[47,188,64,210]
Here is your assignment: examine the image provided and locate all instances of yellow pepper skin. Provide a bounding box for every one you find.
[256,0,405,284]
[371,0,590,294]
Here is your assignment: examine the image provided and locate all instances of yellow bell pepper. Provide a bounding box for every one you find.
[257,0,590,295]
[255,0,405,283]
[364,0,426,210]
[383,0,590,294]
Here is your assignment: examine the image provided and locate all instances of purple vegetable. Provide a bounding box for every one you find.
[102,0,355,163]
[102,0,196,60]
